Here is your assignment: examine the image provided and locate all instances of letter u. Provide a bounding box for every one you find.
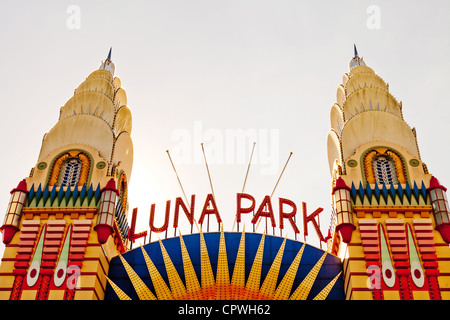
[149,201,171,233]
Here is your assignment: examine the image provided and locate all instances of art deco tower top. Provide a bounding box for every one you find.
[326,47,450,300]
[0,50,137,300]
[35,48,133,189]
[327,45,420,180]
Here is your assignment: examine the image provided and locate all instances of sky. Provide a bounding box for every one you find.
[0,0,449,258]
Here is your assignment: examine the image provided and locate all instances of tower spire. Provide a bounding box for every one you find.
[349,44,365,69]
[100,47,115,75]
[107,47,112,61]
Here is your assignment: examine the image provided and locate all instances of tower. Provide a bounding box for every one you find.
[0,49,134,300]
[327,46,450,300]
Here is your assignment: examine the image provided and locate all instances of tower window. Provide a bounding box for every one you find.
[373,156,397,185]
[58,158,83,187]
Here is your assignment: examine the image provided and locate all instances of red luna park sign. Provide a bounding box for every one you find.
[130,193,326,242]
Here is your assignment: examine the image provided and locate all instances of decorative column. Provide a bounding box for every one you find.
[428,176,450,243]
[0,179,28,244]
[332,177,356,243]
[94,178,119,244]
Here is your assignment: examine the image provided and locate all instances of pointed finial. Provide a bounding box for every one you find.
[99,47,115,75]
[353,44,358,57]
[349,44,365,69]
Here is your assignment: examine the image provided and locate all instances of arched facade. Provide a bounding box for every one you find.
[47,150,92,187]
[327,48,450,300]
[362,147,407,185]
[0,50,136,300]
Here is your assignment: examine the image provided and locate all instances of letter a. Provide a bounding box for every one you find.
[66,5,81,30]
[251,195,276,227]
[198,194,222,225]
[366,5,381,30]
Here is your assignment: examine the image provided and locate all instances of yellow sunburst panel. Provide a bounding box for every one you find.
[273,242,305,300]
[140,247,173,300]
[107,229,340,300]
[289,252,327,300]
[231,227,246,299]
[215,224,231,300]
[118,255,156,300]
[313,271,342,300]
[179,231,203,299]
[199,227,216,299]
[259,237,286,299]
[158,238,187,299]
[105,275,132,300]
[243,233,265,299]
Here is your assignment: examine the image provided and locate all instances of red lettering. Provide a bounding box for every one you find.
[128,208,147,242]
[149,201,171,233]
[198,194,222,225]
[145,193,324,241]
[236,193,255,223]
[251,195,276,227]
[302,202,325,242]
[279,198,300,233]
[173,195,195,228]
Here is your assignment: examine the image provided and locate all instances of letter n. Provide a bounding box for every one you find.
[173,195,195,228]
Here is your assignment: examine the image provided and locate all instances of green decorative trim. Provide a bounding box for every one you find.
[378,224,396,288]
[409,159,420,167]
[96,161,107,169]
[347,160,358,168]
[37,162,47,170]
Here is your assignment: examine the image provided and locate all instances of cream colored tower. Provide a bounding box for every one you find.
[327,47,450,300]
[0,49,134,300]
[37,48,133,190]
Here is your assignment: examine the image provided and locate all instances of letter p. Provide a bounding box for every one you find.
[236,193,255,223]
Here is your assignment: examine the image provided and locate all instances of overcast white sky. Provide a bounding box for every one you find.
[0,1,449,258]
